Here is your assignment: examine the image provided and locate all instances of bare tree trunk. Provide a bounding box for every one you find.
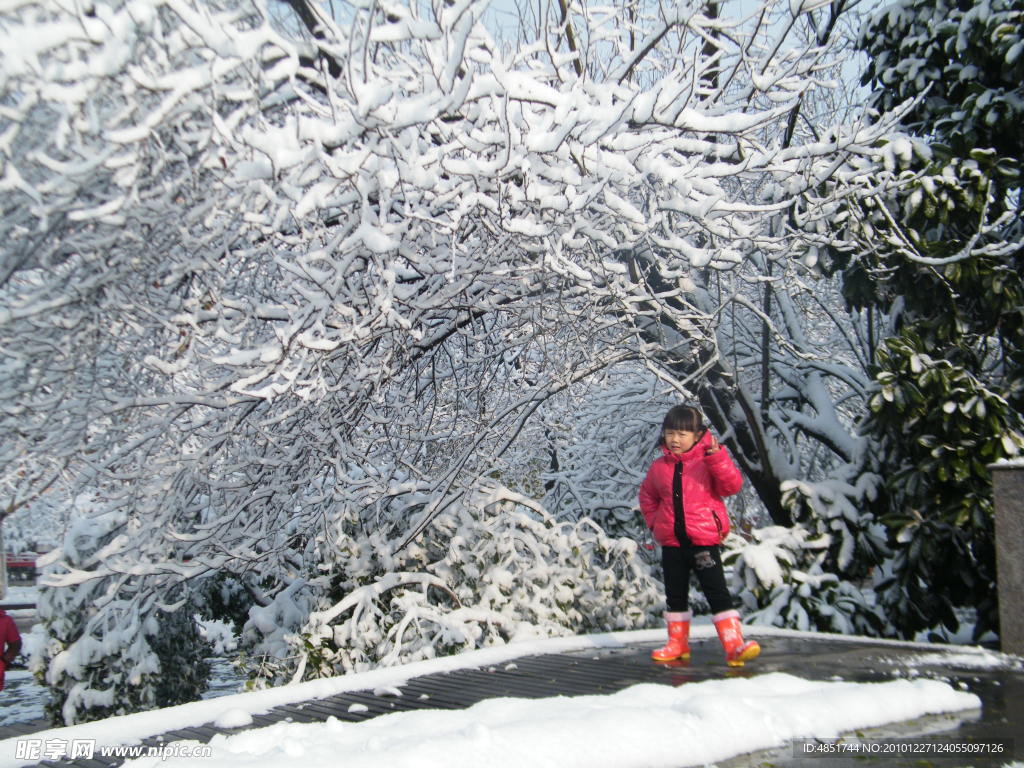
[624,248,791,526]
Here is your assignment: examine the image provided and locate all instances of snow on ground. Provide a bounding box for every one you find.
[119,673,979,768]
[888,649,1024,672]
[1,624,1011,768]
[1,586,37,603]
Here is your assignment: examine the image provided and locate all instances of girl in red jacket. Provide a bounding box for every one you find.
[639,405,760,666]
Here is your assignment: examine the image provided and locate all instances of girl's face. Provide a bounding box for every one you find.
[664,428,700,455]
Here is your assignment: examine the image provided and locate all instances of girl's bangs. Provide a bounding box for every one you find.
[662,406,702,433]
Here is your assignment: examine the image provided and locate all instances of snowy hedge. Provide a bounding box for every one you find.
[242,484,662,684]
[725,525,888,637]
[34,482,661,719]
[35,509,212,725]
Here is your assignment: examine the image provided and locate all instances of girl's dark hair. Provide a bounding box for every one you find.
[658,405,704,446]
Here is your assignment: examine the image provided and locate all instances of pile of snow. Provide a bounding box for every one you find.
[116,673,979,768]
[889,649,1024,671]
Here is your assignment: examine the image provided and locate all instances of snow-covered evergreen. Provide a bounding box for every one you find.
[246,483,661,684]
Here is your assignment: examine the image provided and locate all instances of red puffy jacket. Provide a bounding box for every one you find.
[0,610,21,691]
[638,431,743,547]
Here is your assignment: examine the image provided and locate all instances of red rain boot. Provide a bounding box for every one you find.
[713,610,761,667]
[651,611,691,662]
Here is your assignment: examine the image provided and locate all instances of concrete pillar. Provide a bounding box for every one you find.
[992,462,1024,656]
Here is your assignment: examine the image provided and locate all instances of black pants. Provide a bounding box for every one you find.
[661,544,733,614]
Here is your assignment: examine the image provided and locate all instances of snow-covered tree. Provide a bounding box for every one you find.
[1,0,909,720]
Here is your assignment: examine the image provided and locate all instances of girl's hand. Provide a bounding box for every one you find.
[705,435,721,455]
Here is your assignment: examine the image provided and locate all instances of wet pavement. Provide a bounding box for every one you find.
[650,631,1024,767]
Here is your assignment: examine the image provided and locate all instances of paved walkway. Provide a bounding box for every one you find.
[4,632,1022,768]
